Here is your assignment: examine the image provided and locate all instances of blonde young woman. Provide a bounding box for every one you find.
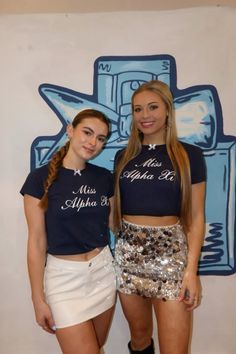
[21,109,116,354]
[114,81,206,354]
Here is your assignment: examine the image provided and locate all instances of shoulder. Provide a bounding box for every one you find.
[115,148,125,158]
[114,148,126,166]
[179,142,205,164]
[24,164,49,183]
[20,164,48,197]
[87,163,112,177]
[30,164,49,178]
[87,163,113,196]
[179,142,206,183]
[180,141,203,157]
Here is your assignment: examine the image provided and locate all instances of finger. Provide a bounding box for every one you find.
[178,286,188,302]
[181,289,192,304]
[182,290,195,306]
[47,317,56,332]
[39,317,56,334]
[41,325,55,334]
[186,296,201,311]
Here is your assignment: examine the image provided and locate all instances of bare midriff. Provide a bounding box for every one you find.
[54,247,104,261]
[123,215,179,227]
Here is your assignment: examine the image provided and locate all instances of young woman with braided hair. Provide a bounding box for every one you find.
[21,109,116,354]
[114,80,206,354]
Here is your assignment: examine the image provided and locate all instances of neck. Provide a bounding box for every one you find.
[63,156,86,171]
[143,139,165,145]
[142,128,166,145]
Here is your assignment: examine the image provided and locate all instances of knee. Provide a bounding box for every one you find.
[130,321,153,342]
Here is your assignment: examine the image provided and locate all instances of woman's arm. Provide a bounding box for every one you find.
[24,194,55,333]
[108,196,115,233]
[178,181,206,310]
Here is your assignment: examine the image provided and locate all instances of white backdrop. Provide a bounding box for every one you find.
[0,6,236,354]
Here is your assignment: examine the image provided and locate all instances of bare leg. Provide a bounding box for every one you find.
[119,292,153,350]
[153,299,192,354]
[93,305,116,347]
[56,320,100,354]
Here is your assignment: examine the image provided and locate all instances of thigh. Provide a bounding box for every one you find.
[56,320,100,354]
[153,299,192,354]
[92,305,116,348]
[119,292,153,335]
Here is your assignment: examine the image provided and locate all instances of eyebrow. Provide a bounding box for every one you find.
[82,126,107,138]
[133,101,159,106]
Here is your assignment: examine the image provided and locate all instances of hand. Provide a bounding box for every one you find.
[178,271,202,311]
[33,299,56,334]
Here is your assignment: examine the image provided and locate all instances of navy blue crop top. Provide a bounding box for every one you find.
[20,163,113,255]
[116,142,206,217]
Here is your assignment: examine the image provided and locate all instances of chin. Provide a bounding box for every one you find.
[89,152,99,159]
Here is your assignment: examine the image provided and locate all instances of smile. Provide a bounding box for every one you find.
[83,146,96,154]
[140,121,155,128]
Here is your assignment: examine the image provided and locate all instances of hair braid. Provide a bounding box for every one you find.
[39,142,70,210]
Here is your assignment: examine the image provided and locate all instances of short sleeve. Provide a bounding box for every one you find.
[184,143,207,184]
[20,165,48,199]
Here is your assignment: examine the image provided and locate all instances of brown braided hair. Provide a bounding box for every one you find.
[39,109,110,210]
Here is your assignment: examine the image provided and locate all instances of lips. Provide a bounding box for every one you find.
[140,121,155,128]
[83,146,96,154]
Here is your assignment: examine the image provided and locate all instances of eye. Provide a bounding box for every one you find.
[98,136,107,143]
[83,129,92,136]
[149,104,158,111]
[133,107,142,113]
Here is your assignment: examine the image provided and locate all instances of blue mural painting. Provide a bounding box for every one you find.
[31,54,236,275]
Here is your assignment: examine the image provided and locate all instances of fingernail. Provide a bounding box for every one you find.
[51,325,56,331]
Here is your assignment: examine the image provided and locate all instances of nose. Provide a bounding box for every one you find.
[143,107,149,119]
[89,135,97,146]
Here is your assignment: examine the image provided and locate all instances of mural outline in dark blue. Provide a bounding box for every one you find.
[31,54,236,276]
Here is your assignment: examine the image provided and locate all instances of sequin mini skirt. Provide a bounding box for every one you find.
[115,220,188,300]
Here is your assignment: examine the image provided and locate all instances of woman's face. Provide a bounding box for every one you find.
[67,117,108,162]
[132,90,168,144]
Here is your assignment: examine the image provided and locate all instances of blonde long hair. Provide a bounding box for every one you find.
[114,80,191,232]
[39,109,110,210]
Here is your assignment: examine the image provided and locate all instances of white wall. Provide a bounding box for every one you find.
[0,7,236,354]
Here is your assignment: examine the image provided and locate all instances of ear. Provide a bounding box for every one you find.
[66,124,73,139]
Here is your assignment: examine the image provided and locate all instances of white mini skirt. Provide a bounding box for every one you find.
[44,246,116,329]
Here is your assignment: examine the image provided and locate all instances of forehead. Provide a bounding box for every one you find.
[77,117,108,134]
[133,90,163,105]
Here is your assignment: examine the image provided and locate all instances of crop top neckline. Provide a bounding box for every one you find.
[61,164,88,177]
[61,164,87,172]
[141,144,166,151]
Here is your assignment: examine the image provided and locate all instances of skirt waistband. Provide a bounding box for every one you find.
[46,246,110,270]
[122,218,181,231]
